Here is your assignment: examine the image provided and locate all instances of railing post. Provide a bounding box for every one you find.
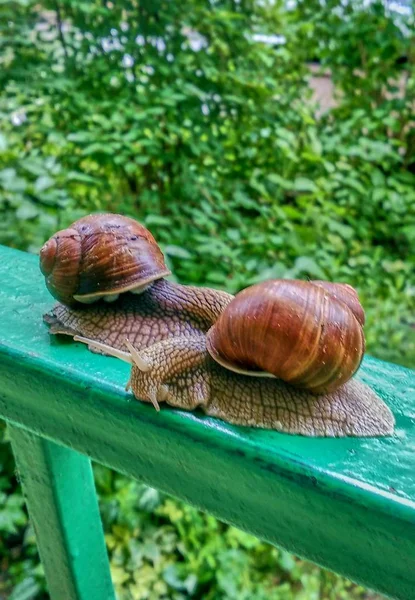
[8,425,115,600]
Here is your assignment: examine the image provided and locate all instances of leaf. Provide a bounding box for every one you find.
[0,493,26,533]
[249,263,287,284]
[23,159,48,177]
[279,550,298,572]
[9,577,41,600]
[164,245,192,259]
[145,215,172,226]
[34,175,54,192]
[81,143,115,156]
[16,202,39,220]
[226,228,240,242]
[138,487,161,511]
[0,169,26,192]
[266,173,292,189]
[0,133,8,152]
[292,256,326,279]
[163,565,186,591]
[207,271,228,284]
[401,225,415,243]
[328,221,354,240]
[67,171,100,184]
[293,177,317,193]
[135,155,150,165]
[142,540,161,563]
[110,566,130,586]
[67,131,94,143]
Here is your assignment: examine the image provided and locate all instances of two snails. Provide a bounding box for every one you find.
[40,213,395,437]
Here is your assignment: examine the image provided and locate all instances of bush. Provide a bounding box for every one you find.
[1,0,413,365]
[0,0,413,598]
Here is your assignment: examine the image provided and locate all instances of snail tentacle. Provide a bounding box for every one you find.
[124,338,151,372]
[74,335,132,363]
[74,335,152,375]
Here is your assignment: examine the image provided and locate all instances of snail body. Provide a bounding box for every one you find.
[45,278,234,352]
[40,213,395,437]
[74,334,395,437]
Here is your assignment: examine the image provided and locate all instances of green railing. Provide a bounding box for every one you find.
[0,245,414,600]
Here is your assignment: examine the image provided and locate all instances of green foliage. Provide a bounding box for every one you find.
[0,0,414,598]
[93,465,384,600]
[0,425,46,599]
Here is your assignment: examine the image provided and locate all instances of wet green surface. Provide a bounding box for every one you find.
[0,246,414,599]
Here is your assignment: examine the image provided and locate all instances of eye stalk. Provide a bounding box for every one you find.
[74,335,160,412]
[123,339,151,372]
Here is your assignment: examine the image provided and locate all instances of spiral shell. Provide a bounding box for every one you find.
[40,214,171,306]
[206,279,365,394]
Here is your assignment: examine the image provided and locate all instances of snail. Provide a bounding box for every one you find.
[41,213,234,349]
[40,213,395,437]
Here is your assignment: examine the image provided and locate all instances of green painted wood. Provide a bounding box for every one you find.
[0,245,414,599]
[8,425,115,600]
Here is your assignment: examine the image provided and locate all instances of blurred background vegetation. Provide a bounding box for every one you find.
[0,0,414,598]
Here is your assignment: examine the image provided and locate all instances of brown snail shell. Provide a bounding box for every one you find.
[40,214,171,306]
[206,279,365,394]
